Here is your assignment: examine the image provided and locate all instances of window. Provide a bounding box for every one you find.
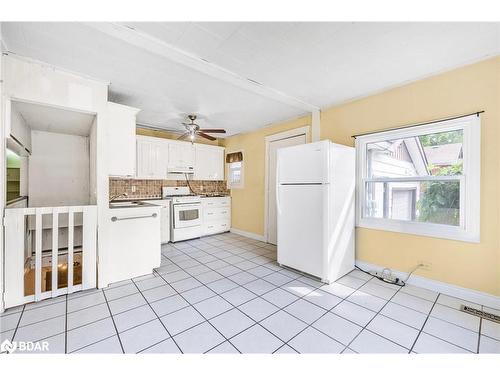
[226,151,244,188]
[355,114,480,242]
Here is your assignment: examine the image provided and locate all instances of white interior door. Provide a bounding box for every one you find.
[267,134,306,245]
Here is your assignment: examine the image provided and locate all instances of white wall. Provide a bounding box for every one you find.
[28,130,90,207]
[3,55,108,113]
[9,104,31,151]
[89,117,97,205]
[19,156,28,196]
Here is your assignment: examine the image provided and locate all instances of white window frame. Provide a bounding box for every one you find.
[227,151,244,189]
[355,114,480,243]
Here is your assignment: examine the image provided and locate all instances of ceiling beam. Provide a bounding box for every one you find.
[84,22,320,113]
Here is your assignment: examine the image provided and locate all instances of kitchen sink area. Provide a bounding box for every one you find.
[109,200,157,209]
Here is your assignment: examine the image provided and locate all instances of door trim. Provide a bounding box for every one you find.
[264,126,310,244]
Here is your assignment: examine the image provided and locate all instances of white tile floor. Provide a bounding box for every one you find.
[1,232,499,354]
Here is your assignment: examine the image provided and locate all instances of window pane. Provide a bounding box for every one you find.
[364,180,460,226]
[232,170,241,182]
[230,162,242,169]
[366,130,463,178]
[230,162,242,185]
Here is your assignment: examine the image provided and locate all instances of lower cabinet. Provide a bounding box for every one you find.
[148,200,171,244]
[201,197,231,236]
[102,206,161,287]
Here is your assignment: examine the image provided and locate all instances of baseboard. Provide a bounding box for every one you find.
[356,260,500,310]
[229,228,266,242]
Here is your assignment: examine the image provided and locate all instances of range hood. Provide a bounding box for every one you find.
[167,165,195,174]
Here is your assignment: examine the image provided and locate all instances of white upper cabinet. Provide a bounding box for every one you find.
[136,136,224,181]
[194,144,225,180]
[107,102,140,176]
[136,136,167,179]
[167,141,195,174]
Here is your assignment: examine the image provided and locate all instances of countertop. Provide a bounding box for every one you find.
[109,200,160,209]
[110,194,230,203]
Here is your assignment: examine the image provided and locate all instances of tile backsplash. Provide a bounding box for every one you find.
[109,178,229,199]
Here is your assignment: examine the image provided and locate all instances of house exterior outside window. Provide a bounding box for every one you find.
[355,114,480,242]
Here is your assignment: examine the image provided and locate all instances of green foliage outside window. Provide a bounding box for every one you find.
[417,130,463,225]
[419,130,463,146]
[417,162,462,226]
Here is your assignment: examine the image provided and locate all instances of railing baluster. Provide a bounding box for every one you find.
[35,209,42,301]
[67,208,74,293]
[51,208,59,297]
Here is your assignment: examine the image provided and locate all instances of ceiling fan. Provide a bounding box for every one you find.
[178,115,226,142]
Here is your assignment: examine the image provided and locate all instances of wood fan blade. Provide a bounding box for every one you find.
[177,132,190,140]
[197,132,217,141]
[199,129,226,133]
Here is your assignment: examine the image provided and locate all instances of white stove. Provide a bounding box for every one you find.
[163,187,202,242]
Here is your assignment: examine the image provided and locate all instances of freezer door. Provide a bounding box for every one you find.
[277,184,328,279]
[277,140,330,184]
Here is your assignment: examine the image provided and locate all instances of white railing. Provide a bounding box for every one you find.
[4,205,97,308]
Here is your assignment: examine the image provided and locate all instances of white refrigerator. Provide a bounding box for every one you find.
[276,140,355,283]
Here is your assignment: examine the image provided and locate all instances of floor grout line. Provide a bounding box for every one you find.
[68,333,118,354]
[342,280,406,353]
[9,304,25,345]
[159,246,306,350]
[476,315,483,354]
[129,278,184,354]
[154,281,242,353]
[166,238,416,353]
[274,272,375,353]
[169,239,369,353]
[2,233,493,354]
[102,287,125,354]
[408,292,440,353]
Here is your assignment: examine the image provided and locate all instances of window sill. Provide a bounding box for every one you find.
[357,218,479,243]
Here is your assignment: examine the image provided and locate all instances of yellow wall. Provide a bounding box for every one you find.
[136,127,223,146]
[224,116,311,235]
[225,56,500,295]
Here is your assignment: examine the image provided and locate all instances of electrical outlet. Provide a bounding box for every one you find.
[131,185,136,193]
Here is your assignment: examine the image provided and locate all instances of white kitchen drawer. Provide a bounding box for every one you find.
[203,207,230,221]
[203,221,230,236]
[201,196,231,208]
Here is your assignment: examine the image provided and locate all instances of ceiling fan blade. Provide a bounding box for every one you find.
[198,129,226,133]
[177,132,190,140]
[197,132,217,141]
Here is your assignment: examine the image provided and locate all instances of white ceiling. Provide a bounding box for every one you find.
[2,22,500,136]
[13,100,96,136]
